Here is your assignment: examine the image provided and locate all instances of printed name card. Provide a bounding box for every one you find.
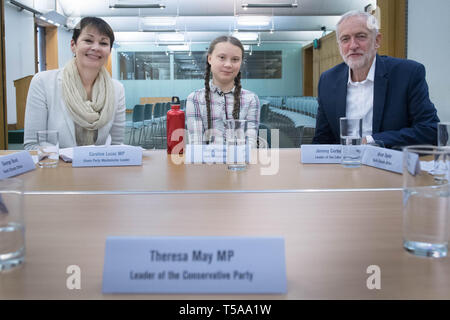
[406,151,420,175]
[184,144,251,164]
[0,151,35,179]
[361,145,403,173]
[300,144,342,163]
[301,144,405,174]
[72,145,142,167]
[102,236,287,294]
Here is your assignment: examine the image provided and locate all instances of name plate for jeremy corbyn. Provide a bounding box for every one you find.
[361,145,403,173]
[72,145,142,167]
[0,151,35,179]
[184,144,251,164]
[300,144,342,163]
[102,236,287,294]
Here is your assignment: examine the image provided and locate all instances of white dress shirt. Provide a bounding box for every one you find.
[346,56,376,144]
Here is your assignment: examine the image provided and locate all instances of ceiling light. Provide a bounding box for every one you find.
[142,17,176,26]
[39,10,68,27]
[109,4,165,9]
[158,33,185,42]
[232,32,259,41]
[167,45,190,51]
[237,16,271,27]
[241,3,298,9]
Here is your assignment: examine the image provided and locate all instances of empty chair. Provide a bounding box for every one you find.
[125,104,145,145]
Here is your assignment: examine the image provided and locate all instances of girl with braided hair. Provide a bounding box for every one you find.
[186,36,260,147]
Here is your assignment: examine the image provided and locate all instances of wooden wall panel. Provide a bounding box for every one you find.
[307,31,343,97]
[45,26,58,70]
[302,44,313,96]
[13,75,33,130]
[378,0,406,58]
[106,54,112,76]
[140,97,172,105]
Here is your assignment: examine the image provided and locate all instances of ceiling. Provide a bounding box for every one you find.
[35,0,375,44]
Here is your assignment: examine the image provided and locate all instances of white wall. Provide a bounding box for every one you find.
[408,0,450,121]
[58,28,73,68]
[4,2,36,125]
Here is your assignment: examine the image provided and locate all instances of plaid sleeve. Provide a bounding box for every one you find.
[186,91,205,144]
[243,92,260,148]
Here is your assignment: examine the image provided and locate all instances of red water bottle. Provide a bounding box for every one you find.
[167,96,185,154]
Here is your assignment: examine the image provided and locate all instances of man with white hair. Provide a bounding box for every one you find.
[312,11,439,148]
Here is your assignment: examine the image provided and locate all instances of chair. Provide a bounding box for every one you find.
[125,104,145,145]
[140,104,154,148]
[146,102,166,148]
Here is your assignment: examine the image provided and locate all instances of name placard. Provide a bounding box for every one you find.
[361,145,403,173]
[300,144,342,163]
[102,236,287,294]
[0,151,35,179]
[72,145,142,167]
[406,151,420,175]
[184,144,251,164]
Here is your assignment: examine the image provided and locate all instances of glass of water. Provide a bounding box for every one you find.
[37,130,59,168]
[340,117,363,167]
[225,120,248,171]
[0,178,25,271]
[437,122,450,146]
[402,145,450,258]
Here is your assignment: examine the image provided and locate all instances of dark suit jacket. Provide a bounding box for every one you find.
[312,55,439,148]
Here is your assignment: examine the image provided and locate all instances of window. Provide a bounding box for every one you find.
[174,51,205,80]
[242,51,282,79]
[118,52,170,80]
[119,50,282,80]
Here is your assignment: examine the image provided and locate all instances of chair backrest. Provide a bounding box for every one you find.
[144,104,153,120]
[260,103,269,123]
[166,102,171,113]
[132,104,145,122]
[153,103,162,118]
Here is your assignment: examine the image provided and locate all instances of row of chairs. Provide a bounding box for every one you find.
[127,97,313,149]
[125,100,188,148]
[259,96,319,147]
[265,96,318,129]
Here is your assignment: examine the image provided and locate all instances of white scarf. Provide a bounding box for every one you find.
[62,58,115,136]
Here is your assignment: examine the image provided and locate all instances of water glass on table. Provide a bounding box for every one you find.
[37,130,59,168]
[340,117,363,167]
[402,145,450,258]
[437,122,450,147]
[0,178,25,271]
[225,120,247,171]
[432,122,450,177]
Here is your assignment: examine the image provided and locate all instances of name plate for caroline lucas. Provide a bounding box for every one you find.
[301,144,342,163]
[72,145,142,167]
[102,236,287,294]
[0,151,35,179]
[361,145,403,173]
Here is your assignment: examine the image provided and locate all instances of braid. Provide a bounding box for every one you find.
[204,63,212,130]
[232,71,242,120]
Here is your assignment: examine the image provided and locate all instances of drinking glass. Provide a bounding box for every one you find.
[402,145,450,258]
[0,178,25,271]
[340,117,363,167]
[37,130,59,168]
[225,120,248,171]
